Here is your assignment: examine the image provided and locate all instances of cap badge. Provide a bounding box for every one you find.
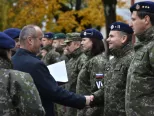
[111,25,114,30]
[83,32,87,36]
[136,4,140,10]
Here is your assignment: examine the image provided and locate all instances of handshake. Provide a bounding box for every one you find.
[85,95,94,106]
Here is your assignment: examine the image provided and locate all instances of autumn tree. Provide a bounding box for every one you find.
[102,0,127,35]
[0,0,15,31]
[6,0,126,33]
[7,0,105,32]
[102,0,117,35]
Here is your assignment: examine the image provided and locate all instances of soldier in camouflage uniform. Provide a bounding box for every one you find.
[41,32,60,65]
[0,32,45,116]
[90,22,134,116]
[40,46,49,58]
[53,33,69,62]
[76,28,107,116]
[62,32,87,116]
[126,1,154,116]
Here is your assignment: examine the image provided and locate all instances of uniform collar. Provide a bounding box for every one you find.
[136,26,154,42]
[17,48,40,60]
[134,26,154,51]
[0,57,12,69]
[44,45,53,51]
[84,50,93,59]
[110,43,133,58]
[70,47,82,58]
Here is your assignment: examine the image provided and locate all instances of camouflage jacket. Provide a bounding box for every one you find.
[0,57,45,116]
[64,48,87,116]
[41,45,60,65]
[92,44,134,116]
[66,48,87,93]
[59,54,69,63]
[105,44,134,116]
[55,47,69,63]
[76,52,107,116]
[126,26,154,116]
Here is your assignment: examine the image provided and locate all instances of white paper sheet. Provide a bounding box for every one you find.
[47,61,68,82]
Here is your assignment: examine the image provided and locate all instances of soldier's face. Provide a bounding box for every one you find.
[52,40,60,48]
[66,41,77,54]
[41,38,52,47]
[52,39,64,49]
[81,38,92,52]
[107,31,124,49]
[129,11,147,35]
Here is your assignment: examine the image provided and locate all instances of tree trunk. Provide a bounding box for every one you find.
[75,0,81,10]
[102,0,117,36]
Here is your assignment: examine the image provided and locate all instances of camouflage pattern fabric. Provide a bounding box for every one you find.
[41,45,60,65]
[126,26,154,116]
[59,54,69,63]
[76,53,107,116]
[64,48,87,116]
[54,45,69,63]
[55,48,87,116]
[0,57,45,116]
[104,44,134,116]
[91,43,134,116]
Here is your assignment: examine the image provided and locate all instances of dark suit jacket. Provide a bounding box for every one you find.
[12,48,85,116]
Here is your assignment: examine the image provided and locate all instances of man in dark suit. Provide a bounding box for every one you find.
[12,25,91,116]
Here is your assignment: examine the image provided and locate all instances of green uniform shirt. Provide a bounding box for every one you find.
[126,26,154,116]
[0,57,45,116]
[76,52,107,116]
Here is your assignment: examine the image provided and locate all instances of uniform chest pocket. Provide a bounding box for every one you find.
[135,51,145,61]
[105,63,111,72]
[114,64,122,71]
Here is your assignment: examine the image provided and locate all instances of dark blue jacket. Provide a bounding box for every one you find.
[12,48,86,116]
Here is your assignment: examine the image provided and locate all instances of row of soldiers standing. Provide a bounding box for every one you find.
[39,1,154,116]
[40,22,133,116]
[38,29,106,116]
[1,1,154,116]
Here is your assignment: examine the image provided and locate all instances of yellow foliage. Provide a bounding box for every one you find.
[116,15,126,23]
[117,0,128,8]
[7,0,106,32]
[6,0,126,32]
[53,11,79,32]
[50,0,105,32]
[8,0,47,28]
[79,0,105,27]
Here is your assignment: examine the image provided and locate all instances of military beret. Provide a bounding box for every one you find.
[80,28,103,40]
[0,32,15,49]
[64,32,81,43]
[53,33,66,40]
[3,28,21,40]
[130,1,154,13]
[44,32,54,39]
[109,22,133,34]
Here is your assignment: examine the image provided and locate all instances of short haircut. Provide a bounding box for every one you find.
[119,31,133,43]
[137,11,154,26]
[19,25,37,45]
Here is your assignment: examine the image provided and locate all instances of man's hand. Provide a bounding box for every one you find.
[85,95,94,106]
